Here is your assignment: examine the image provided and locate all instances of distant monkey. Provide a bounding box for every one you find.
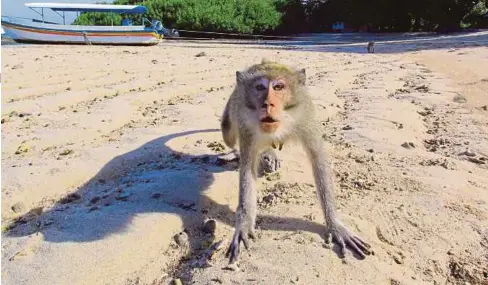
[221,60,371,264]
[81,32,91,45]
[367,41,375,53]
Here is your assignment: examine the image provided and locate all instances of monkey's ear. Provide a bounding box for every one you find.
[236,71,245,84]
[298,68,306,85]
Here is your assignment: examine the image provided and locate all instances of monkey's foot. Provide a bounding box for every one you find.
[258,149,282,177]
[216,150,239,166]
[225,228,256,264]
[326,221,371,259]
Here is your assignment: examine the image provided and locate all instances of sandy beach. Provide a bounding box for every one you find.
[1,32,488,285]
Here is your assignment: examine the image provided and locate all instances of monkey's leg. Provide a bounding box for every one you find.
[300,129,371,259]
[226,135,258,264]
[258,148,282,177]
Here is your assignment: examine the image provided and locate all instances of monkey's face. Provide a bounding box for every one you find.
[236,62,305,136]
[247,76,294,134]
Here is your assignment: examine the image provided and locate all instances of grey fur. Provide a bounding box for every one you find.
[221,61,371,264]
[367,41,375,53]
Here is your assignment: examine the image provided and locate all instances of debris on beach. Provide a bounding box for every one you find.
[89,196,101,204]
[59,149,73,156]
[466,157,486,165]
[401,142,415,149]
[419,158,454,169]
[115,193,130,201]
[207,141,225,152]
[151,192,162,199]
[15,144,31,155]
[202,219,217,235]
[11,202,25,213]
[417,109,433,116]
[59,193,81,204]
[453,94,467,103]
[174,231,189,247]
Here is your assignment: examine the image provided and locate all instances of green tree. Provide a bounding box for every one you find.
[74,0,282,34]
[72,12,122,26]
[73,0,487,33]
[274,0,308,34]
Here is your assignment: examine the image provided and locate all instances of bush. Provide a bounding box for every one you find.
[73,0,283,34]
[72,12,122,26]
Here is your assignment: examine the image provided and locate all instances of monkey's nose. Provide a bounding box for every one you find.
[262,102,275,109]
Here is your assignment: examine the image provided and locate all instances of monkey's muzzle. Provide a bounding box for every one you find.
[259,116,280,133]
[260,116,278,123]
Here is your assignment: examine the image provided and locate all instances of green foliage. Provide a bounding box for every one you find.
[274,0,308,34]
[72,12,122,26]
[306,0,485,32]
[139,0,281,33]
[72,1,124,26]
[462,0,488,28]
[74,0,282,33]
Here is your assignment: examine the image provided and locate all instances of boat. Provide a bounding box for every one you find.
[1,2,179,46]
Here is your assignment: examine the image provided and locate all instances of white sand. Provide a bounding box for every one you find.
[1,32,488,285]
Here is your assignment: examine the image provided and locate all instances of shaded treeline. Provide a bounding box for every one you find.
[74,0,488,34]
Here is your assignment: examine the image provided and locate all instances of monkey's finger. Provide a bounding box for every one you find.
[275,158,281,171]
[346,239,366,258]
[229,248,239,264]
[324,228,332,244]
[353,236,371,249]
[241,234,250,250]
[227,243,240,264]
[351,237,371,255]
[248,231,256,240]
[225,243,232,257]
[226,235,239,257]
[333,235,346,257]
[271,142,277,149]
[352,237,371,255]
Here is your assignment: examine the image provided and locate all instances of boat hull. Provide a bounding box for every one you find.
[1,21,161,46]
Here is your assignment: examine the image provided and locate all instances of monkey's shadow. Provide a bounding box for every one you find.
[7,129,361,261]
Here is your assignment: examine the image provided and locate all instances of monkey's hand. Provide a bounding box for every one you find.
[326,220,371,259]
[225,223,256,264]
[258,149,282,177]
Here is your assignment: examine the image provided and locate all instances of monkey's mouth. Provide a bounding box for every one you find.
[260,116,279,123]
[260,116,280,133]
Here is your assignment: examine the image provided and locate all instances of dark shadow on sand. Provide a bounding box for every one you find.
[5,127,369,284]
[6,128,357,260]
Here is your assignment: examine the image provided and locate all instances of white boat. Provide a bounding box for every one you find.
[1,2,179,46]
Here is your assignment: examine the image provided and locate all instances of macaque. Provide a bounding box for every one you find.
[221,60,371,264]
[367,41,375,53]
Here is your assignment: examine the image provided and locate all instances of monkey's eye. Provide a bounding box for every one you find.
[255,84,266,91]
[273,83,285,91]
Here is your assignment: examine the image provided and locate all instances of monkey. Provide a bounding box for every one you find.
[367,41,375,53]
[81,32,91,45]
[221,60,371,265]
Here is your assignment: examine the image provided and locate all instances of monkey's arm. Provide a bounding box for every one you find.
[226,134,258,264]
[221,99,237,149]
[300,129,371,258]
